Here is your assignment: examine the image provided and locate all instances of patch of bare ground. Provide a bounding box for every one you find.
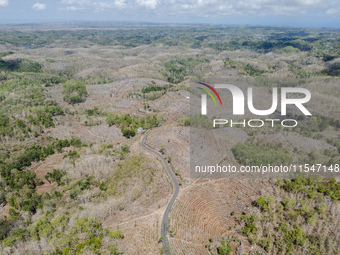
[169,179,264,255]
[153,90,190,123]
[145,126,190,184]
[190,127,249,178]
[45,80,141,113]
[72,180,168,255]
[28,151,68,193]
[0,204,11,220]
[44,81,135,144]
[115,212,163,254]
[104,138,172,222]
[44,77,137,106]
[48,113,124,144]
[45,78,192,145]
[136,88,190,123]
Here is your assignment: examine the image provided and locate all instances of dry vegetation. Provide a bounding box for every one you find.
[0,23,339,254]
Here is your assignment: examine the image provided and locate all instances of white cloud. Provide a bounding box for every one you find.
[326,8,339,15]
[57,0,339,19]
[137,0,158,8]
[61,0,91,5]
[66,5,81,10]
[95,2,114,8]
[114,0,126,8]
[32,3,46,10]
[0,0,8,7]
[296,0,322,5]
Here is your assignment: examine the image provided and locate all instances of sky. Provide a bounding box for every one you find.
[0,0,340,27]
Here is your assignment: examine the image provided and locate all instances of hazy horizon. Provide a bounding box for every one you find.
[0,0,339,28]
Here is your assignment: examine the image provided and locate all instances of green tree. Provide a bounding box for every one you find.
[217,240,232,255]
[160,145,166,154]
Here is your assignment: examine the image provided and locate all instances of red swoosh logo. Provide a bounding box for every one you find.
[198,82,222,106]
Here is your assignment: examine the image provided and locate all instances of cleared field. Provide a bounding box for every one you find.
[115,212,163,254]
[145,126,190,182]
[28,152,67,193]
[169,179,264,254]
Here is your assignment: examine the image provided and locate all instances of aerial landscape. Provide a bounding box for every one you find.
[0,1,339,255]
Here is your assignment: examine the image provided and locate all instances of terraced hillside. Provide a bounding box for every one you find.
[169,179,263,254]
